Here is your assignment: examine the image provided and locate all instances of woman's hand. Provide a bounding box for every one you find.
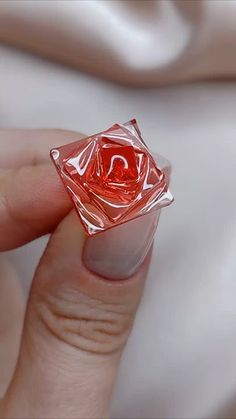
[0,129,153,419]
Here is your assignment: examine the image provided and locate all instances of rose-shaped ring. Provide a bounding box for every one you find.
[50,119,173,235]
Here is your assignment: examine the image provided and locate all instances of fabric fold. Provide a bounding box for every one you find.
[0,0,236,86]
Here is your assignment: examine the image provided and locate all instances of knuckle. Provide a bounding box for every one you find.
[31,287,134,355]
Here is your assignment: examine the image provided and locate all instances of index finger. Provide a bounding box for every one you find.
[0,129,84,250]
[0,129,83,168]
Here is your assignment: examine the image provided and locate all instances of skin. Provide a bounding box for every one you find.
[0,129,152,419]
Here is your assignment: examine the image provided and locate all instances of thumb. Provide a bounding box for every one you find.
[1,210,158,419]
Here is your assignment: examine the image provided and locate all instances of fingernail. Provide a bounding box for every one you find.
[82,152,171,280]
[83,210,160,280]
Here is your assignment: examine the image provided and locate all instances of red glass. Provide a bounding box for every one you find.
[50,119,173,235]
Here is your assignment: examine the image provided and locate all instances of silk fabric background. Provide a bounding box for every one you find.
[1,0,236,86]
[1,1,236,418]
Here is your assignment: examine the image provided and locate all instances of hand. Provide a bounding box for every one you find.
[0,129,153,419]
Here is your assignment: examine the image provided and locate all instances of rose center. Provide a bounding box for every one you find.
[101,145,138,183]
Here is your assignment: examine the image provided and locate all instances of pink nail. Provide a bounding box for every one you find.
[83,209,160,280]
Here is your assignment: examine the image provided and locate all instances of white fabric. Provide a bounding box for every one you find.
[1,0,236,86]
[1,45,236,418]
